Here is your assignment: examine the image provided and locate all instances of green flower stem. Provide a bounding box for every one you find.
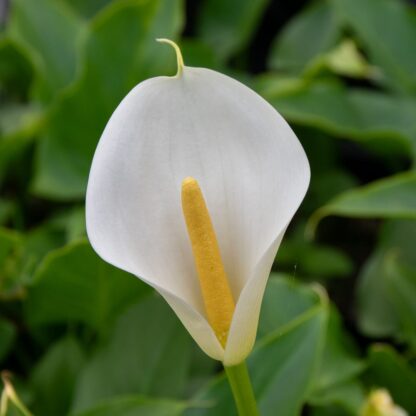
[224,361,260,416]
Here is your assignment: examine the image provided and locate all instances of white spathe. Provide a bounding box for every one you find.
[86,65,310,366]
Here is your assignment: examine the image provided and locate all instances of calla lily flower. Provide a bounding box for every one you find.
[86,40,310,366]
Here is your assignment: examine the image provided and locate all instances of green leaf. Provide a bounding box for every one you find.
[64,207,87,242]
[0,37,33,97]
[0,227,25,298]
[356,220,416,345]
[7,0,83,100]
[48,206,87,242]
[185,344,218,398]
[277,239,353,279]
[307,172,416,238]
[0,318,16,363]
[0,103,44,184]
[308,380,365,416]
[296,130,359,213]
[307,170,358,213]
[333,0,416,93]
[71,396,186,416]
[187,291,328,416]
[260,278,364,404]
[258,274,320,338]
[311,408,350,416]
[18,223,67,281]
[180,39,220,70]
[30,336,86,415]
[269,1,341,73]
[71,294,192,412]
[25,240,149,332]
[357,255,400,339]
[365,345,416,414]
[0,221,69,296]
[197,0,269,62]
[0,103,41,139]
[305,302,364,415]
[1,219,85,299]
[383,255,416,349]
[0,227,20,266]
[33,0,183,199]
[263,80,416,155]
[63,0,114,19]
[310,307,363,394]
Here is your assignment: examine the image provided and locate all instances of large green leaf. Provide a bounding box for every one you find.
[310,307,363,394]
[185,344,219,399]
[71,396,186,416]
[0,102,43,184]
[365,345,416,415]
[307,169,357,213]
[333,0,416,93]
[30,336,86,415]
[180,39,220,70]
[32,0,183,199]
[269,1,341,73]
[308,381,365,416]
[0,103,41,139]
[8,0,83,100]
[25,240,148,332]
[259,277,363,416]
[0,227,24,298]
[197,0,269,62]
[356,220,416,347]
[307,172,416,237]
[51,206,87,242]
[0,227,20,266]
[0,36,33,97]
[357,253,400,339]
[257,274,320,338]
[63,0,114,19]
[260,80,416,155]
[383,254,416,349]
[277,232,353,280]
[296,129,358,214]
[71,294,192,412]
[261,279,364,407]
[0,221,71,300]
[253,306,327,416]
[17,222,68,281]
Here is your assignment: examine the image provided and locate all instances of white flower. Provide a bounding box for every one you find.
[86,40,310,366]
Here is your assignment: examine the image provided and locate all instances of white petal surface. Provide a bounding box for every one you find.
[86,67,310,362]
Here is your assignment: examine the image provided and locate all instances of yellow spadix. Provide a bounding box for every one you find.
[181,177,235,347]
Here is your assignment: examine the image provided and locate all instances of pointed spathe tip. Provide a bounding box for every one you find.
[156,38,184,77]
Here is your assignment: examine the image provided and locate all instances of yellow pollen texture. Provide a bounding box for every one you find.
[181,177,235,347]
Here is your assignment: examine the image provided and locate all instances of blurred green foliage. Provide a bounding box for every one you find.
[0,0,415,415]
